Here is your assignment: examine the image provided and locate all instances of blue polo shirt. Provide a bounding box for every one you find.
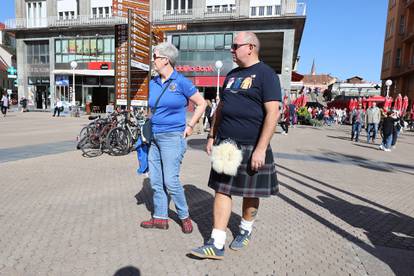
[149,70,197,133]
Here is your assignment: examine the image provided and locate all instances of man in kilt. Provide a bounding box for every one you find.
[190,32,282,259]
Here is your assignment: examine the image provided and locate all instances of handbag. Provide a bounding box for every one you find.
[141,79,172,144]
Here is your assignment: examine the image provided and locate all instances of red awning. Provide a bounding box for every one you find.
[193,76,226,87]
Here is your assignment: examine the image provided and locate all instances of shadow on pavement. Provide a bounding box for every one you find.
[187,138,206,151]
[113,266,141,276]
[134,180,241,240]
[277,164,414,275]
[184,184,241,242]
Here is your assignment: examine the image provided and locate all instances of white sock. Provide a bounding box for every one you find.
[211,229,226,250]
[240,218,254,234]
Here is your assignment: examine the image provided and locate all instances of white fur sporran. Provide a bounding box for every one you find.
[211,139,243,176]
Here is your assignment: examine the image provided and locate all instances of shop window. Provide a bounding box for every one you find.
[224,33,233,49]
[180,35,188,50]
[205,34,215,49]
[26,41,49,64]
[214,34,224,49]
[197,35,205,49]
[172,35,180,49]
[188,35,197,49]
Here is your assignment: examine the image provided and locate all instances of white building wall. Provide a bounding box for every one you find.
[250,0,281,6]
[57,0,77,12]
[91,0,112,8]
[206,0,235,6]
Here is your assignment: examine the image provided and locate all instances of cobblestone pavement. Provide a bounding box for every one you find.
[0,112,413,276]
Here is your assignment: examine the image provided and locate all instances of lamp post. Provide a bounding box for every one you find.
[385,79,392,97]
[70,61,78,106]
[215,60,223,101]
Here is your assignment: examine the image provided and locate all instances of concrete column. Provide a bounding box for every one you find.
[280,29,295,98]
[16,39,27,104]
[49,37,56,109]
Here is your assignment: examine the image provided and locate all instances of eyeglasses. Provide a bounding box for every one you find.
[153,53,168,60]
[231,43,256,50]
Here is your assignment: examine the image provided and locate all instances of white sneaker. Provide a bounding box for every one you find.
[379,144,384,150]
[384,148,391,152]
[281,131,286,135]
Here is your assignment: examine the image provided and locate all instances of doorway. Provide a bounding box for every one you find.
[35,85,48,109]
[92,87,108,113]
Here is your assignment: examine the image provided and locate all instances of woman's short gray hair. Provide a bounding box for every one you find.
[153,42,179,67]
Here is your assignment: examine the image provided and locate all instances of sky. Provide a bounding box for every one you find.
[0,0,388,82]
[297,0,388,82]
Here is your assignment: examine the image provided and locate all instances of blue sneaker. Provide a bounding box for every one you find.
[190,239,224,260]
[229,229,251,251]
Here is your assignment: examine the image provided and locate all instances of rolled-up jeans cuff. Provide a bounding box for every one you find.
[153,215,169,220]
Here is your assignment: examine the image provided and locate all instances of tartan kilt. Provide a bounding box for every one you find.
[208,144,278,198]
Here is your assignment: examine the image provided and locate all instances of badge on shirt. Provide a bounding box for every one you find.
[169,83,177,92]
[226,78,235,89]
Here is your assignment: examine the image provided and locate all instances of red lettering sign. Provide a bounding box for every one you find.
[176,65,214,72]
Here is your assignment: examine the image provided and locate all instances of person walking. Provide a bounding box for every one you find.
[140,42,206,233]
[190,32,281,259]
[280,105,289,135]
[1,91,9,117]
[350,103,365,142]
[20,96,28,112]
[379,111,397,152]
[365,102,381,143]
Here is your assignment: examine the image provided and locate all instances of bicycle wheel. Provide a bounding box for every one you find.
[106,127,130,156]
[79,136,102,157]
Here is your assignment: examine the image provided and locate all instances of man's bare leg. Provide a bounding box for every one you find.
[211,192,232,249]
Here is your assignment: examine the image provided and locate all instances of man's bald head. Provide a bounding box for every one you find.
[237,32,260,53]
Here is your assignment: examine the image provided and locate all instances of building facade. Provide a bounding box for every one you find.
[7,0,306,110]
[381,0,414,105]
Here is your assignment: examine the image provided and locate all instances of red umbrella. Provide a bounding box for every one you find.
[402,96,409,114]
[393,94,402,112]
[301,94,308,107]
[384,96,393,111]
[362,97,367,109]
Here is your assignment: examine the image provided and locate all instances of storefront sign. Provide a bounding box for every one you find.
[87,62,111,70]
[176,65,215,73]
[55,75,69,86]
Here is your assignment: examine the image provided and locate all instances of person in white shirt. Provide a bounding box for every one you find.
[53,98,63,117]
[1,92,9,117]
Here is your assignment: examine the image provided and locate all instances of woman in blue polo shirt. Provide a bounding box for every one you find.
[140,42,206,233]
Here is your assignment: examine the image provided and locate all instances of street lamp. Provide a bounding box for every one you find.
[215,60,223,101]
[70,61,78,106]
[385,79,392,97]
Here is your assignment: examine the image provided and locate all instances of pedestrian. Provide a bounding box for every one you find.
[280,105,289,135]
[203,99,212,131]
[391,114,403,149]
[1,91,9,117]
[190,32,281,259]
[410,108,414,130]
[20,96,28,112]
[140,42,206,233]
[379,111,397,152]
[365,102,381,143]
[350,103,365,142]
[53,98,63,117]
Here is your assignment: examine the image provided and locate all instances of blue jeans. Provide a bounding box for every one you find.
[351,122,362,141]
[382,133,393,149]
[148,131,189,220]
[366,123,378,143]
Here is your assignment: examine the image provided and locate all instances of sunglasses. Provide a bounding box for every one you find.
[152,53,168,60]
[231,43,256,50]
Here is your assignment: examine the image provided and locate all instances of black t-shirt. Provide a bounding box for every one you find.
[217,61,282,145]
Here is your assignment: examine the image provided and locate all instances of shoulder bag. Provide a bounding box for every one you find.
[141,79,172,144]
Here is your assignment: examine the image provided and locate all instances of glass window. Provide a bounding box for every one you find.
[214,34,224,49]
[99,7,103,17]
[97,38,103,54]
[83,39,90,56]
[207,6,212,13]
[205,34,215,49]
[104,38,111,53]
[214,5,220,12]
[110,37,115,53]
[174,0,178,11]
[92,7,97,17]
[55,40,61,54]
[259,6,265,16]
[224,33,233,49]
[76,39,83,54]
[197,35,205,49]
[90,39,97,56]
[180,35,188,50]
[172,35,180,49]
[62,54,69,63]
[188,0,192,10]
[68,39,76,53]
[166,0,171,11]
[251,7,256,16]
[105,7,110,17]
[267,6,272,15]
[62,39,68,54]
[56,54,62,63]
[188,35,196,49]
[181,0,186,11]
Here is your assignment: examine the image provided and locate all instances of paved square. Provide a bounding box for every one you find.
[0,112,413,275]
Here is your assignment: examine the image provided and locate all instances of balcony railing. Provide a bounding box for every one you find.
[5,15,127,30]
[152,2,306,24]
